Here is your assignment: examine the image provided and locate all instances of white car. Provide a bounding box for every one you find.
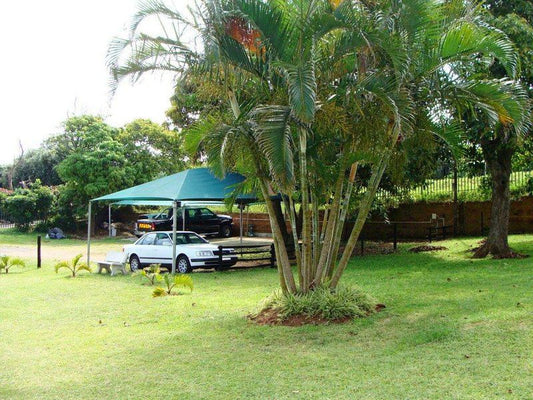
[123,231,237,273]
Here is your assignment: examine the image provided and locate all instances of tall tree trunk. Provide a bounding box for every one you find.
[330,123,397,289]
[271,197,292,248]
[473,136,515,258]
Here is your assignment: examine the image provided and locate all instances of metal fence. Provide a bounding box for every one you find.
[0,209,14,229]
[376,170,533,204]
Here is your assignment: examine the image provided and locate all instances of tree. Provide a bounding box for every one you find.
[119,119,185,180]
[54,115,181,221]
[12,148,62,187]
[468,3,533,258]
[109,0,527,295]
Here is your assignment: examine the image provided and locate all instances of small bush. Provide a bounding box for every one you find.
[263,285,376,321]
[33,221,51,233]
[54,254,91,277]
[0,256,26,274]
[134,264,161,285]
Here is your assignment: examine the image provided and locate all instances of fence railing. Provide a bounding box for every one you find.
[218,244,276,269]
[376,170,533,204]
[0,209,14,229]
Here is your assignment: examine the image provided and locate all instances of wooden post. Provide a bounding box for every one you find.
[270,243,275,268]
[37,235,41,268]
[218,245,223,268]
[87,202,92,266]
[453,163,458,236]
[393,223,398,250]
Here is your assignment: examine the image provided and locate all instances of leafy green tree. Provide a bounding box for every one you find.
[12,148,61,187]
[109,0,528,295]
[3,180,54,229]
[119,119,185,179]
[465,2,533,258]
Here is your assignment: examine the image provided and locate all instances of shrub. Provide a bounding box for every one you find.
[3,180,53,230]
[54,254,91,277]
[263,285,376,321]
[153,274,193,297]
[33,221,51,233]
[527,177,533,195]
[0,256,26,274]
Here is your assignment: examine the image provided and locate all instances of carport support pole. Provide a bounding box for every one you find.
[87,201,92,266]
[172,201,178,274]
[108,204,112,237]
[182,206,186,230]
[239,203,244,245]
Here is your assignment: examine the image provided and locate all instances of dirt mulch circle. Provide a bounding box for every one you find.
[409,245,448,253]
[249,304,386,326]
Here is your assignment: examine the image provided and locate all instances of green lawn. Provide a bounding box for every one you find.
[0,235,531,399]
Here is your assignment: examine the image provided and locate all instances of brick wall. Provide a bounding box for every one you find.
[229,196,533,240]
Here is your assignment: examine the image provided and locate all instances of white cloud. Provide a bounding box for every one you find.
[0,0,183,164]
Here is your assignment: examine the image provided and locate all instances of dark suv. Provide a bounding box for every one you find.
[135,207,233,237]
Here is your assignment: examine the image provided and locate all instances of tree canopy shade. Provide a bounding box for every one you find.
[93,168,254,203]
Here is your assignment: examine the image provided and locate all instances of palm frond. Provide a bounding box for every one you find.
[438,22,519,78]
[283,62,317,123]
[54,261,70,274]
[252,105,294,189]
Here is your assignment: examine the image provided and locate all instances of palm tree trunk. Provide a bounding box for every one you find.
[299,127,312,292]
[258,179,297,293]
[284,195,302,273]
[313,170,344,286]
[330,125,397,289]
[325,163,358,280]
[311,188,320,278]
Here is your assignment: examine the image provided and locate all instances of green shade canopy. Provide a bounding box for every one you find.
[93,168,255,203]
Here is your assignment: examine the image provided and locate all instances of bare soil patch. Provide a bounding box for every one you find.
[250,303,385,326]
[409,245,448,253]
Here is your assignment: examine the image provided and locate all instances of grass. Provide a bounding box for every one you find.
[0,228,127,247]
[0,234,532,399]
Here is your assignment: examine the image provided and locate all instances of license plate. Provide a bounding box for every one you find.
[138,223,152,229]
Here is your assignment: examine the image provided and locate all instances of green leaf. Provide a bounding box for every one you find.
[252,105,294,188]
[284,62,317,123]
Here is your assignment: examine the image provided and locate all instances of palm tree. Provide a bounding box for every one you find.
[54,254,91,278]
[109,0,528,294]
[0,255,25,274]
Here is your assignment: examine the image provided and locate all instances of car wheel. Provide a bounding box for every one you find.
[130,255,141,272]
[176,255,192,274]
[219,224,232,238]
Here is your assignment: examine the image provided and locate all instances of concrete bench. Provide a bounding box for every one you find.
[97,251,127,276]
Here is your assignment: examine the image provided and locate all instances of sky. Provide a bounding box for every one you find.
[0,0,189,165]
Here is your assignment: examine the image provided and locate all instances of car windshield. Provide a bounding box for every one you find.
[153,208,171,220]
[173,232,208,245]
